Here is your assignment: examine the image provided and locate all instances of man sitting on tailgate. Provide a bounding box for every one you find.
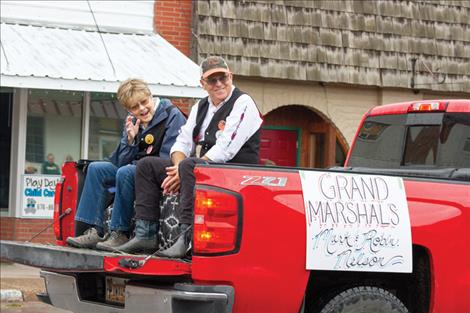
[119,56,263,256]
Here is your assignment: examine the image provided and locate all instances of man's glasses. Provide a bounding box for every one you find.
[204,74,230,86]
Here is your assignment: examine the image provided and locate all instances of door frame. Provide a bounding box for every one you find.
[0,90,13,213]
[261,125,301,166]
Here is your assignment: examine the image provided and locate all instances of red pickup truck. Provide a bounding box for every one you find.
[1,99,469,313]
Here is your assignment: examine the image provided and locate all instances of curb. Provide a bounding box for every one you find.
[0,289,23,302]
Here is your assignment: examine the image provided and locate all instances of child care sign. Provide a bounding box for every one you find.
[299,171,412,273]
[21,174,61,218]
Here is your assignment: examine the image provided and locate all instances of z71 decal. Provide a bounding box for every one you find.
[240,176,287,187]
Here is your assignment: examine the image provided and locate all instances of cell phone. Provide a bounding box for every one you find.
[128,114,137,125]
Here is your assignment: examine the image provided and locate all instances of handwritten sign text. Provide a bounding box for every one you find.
[300,171,412,273]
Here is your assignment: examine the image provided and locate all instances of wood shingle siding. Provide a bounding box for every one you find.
[194,0,470,92]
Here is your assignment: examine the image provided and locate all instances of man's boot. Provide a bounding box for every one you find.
[156,224,191,258]
[114,219,158,254]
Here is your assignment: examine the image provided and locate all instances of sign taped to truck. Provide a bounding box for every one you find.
[299,171,412,273]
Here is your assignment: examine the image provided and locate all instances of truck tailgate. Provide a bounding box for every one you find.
[0,240,191,276]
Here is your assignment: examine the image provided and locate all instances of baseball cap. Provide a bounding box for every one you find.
[200,56,230,79]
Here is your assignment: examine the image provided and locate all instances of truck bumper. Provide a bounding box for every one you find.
[41,271,234,313]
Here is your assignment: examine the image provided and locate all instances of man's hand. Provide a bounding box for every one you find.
[162,165,180,194]
[126,115,140,144]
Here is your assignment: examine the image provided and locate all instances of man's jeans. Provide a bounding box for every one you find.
[75,161,135,232]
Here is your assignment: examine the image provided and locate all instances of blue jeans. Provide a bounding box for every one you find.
[75,161,135,232]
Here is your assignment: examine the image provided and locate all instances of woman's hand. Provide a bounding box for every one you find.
[126,115,140,144]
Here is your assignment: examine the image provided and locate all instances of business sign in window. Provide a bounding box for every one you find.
[21,174,61,218]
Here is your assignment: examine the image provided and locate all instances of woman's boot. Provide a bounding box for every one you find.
[115,219,158,254]
[156,223,191,258]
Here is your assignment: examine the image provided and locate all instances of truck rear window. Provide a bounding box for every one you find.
[348,112,470,168]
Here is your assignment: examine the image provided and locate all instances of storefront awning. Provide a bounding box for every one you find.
[0,23,206,98]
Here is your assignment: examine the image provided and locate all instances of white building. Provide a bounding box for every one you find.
[0,1,205,225]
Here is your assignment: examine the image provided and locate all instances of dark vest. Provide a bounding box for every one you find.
[192,88,261,164]
[135,105,174,160]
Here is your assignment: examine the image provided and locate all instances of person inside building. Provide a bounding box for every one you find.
[66,78,186,252]
[41,153,60,175]
[65,154,74,162]
[25,166,38,174]
[116,56,263,256]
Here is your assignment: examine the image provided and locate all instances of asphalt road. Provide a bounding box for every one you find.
[1,262,71,312]
[1,302,71,313]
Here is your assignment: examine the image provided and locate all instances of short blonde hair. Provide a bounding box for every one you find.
[117,78,151,110]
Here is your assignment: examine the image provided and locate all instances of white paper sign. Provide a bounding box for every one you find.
[299,170,412,273]
[21,174,61,219]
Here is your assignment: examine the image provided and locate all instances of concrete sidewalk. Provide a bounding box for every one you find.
[0,262,45,302]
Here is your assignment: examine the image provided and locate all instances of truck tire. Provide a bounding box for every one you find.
[319,286,409,313]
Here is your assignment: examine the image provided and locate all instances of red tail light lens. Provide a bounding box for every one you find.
[53,181,62,240]
[193,187,241,255]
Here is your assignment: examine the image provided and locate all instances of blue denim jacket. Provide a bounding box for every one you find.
[108,98,186,167]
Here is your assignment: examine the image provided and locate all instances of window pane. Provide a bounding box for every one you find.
[349,113,470,168]
[26,116,44,163]
[403,126,439,166]
[26,89,83,174]
[88,93,126,160]
[348,115,406,168]
[438,113,470,167]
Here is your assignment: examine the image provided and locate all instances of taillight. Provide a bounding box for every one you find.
[53,181,63,240]
[408,101,447,112]
[193,187,241,255]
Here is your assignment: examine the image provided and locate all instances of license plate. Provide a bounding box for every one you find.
[105,277,127,305]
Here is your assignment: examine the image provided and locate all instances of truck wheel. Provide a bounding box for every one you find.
[319,286,409,313]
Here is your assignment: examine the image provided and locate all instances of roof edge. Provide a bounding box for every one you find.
[0,19,154,35]
[1,75,206,99]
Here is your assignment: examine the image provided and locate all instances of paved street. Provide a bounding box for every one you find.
[1,262,44,301]
[1,302,70,313]
[0,262,70,313]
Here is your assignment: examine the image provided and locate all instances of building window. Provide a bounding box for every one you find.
[26,89,83,174]
[88,93,126,160]
[26,116,45,164]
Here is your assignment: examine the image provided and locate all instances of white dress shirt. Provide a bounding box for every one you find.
[170,86,263,163]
